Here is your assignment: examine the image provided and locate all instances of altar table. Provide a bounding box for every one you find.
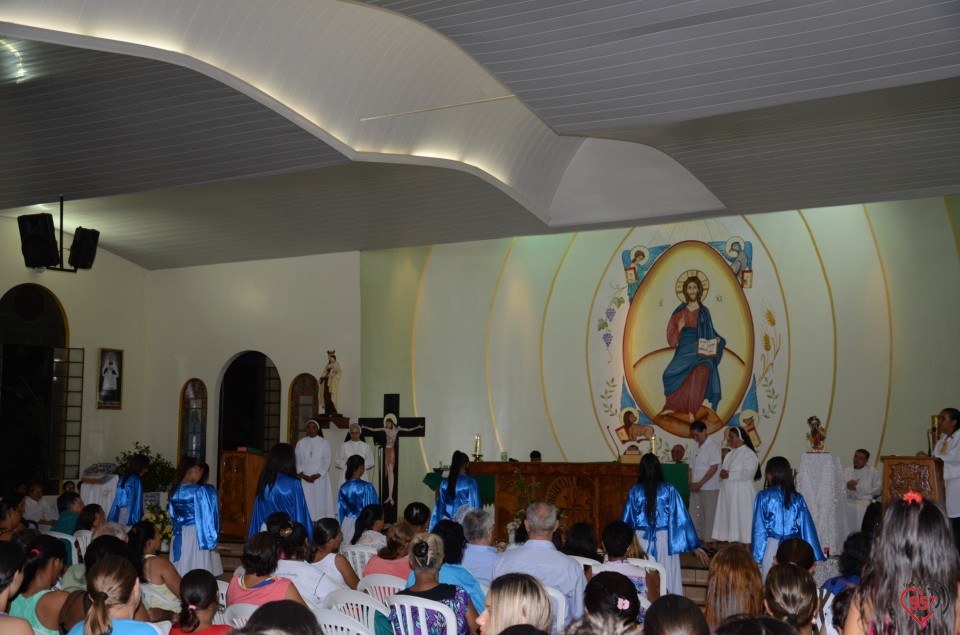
[796,453,848,554]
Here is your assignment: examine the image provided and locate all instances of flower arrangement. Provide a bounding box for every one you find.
[143,503,173,541]
[114,442,176,494]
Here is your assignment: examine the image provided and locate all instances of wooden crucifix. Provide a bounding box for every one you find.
[358,393,425,522]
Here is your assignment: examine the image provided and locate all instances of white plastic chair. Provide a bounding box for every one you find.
[357,573,406,604]
[627,558,668,597]
[569,555,599,569]
[324,588,389,632]
[223,603,259,628]
[387,594,457,635]
[313,607,374,635]
[340,544,378,578]
[73,529,92,563]
[212,580,230,625]
[544,586,567,634]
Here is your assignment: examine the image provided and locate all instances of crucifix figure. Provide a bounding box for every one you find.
[359,394,425,522]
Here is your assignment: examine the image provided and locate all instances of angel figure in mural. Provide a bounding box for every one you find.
[319,350,341,415]
[659,273,726,424]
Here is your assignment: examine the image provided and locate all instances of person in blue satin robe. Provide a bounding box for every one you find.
[621,453,708,595]
[429,451,481,531]
[752,456,824,578]
[107,453,149,527]
[168,457,222,576]
[248,443,313,540]
[338,454,379,542]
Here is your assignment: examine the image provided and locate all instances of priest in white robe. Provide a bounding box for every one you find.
[844,448,881,532]
[295,419,335,521]
[335,422,375,485]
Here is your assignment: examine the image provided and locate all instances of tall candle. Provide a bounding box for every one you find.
[475,434,481,455]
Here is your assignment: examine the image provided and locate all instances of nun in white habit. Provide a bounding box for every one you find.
[295,419,335,521]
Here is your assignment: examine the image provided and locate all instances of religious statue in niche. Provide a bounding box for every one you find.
[319,350,341,415]
[806,415,826,452]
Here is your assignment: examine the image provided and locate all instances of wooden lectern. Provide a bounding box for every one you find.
[880,455,945,510]
[219,451,267,539]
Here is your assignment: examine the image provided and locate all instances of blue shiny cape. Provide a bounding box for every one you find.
[169,483,220,563]
[429,474,481,531]
[621,482,702,559]
[248,473,313,540]
[338,479,379,523]
[751,487,825,564]
[107,474,144,527]
[662,304,725,410]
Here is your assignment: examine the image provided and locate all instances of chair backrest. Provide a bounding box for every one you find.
[544,586,566,635]
[324,588,389,631]
[313,607,374,635]
[341,544,379,578]
[44,531,76,566]
[73,529,92,564]
[387,594,457,635]
[626,558,668,598]
[569,555,598,569]
[357,573,406,603]
[223,603,259,628]
[211,580,230,625]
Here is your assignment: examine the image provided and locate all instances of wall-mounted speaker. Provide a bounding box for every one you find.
[68,227,100,269]
[17,213,60,268]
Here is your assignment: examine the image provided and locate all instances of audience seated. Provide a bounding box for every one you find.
[128,520,181,615]
[9,534,69,635]
[0,541,32,635]
[310,517,359,590]
[773,539,815,572]
[273,520,342,606]
[50,492,84,535]
[407,519,485,611]
[644,594,709,635]
[583,570,642,629]
[476,572,552,635]
[564,612,635,635]
[64,554,156,635]
[561,522,603,564]
[74,504,106,562]
[96,521,131,541]
[232,600,321,635]
[227,532,306,607]
[350,504,386,550]
[390,533,478,635]
[714,615,800,635]
[363,520,415,579]
[829,588,855,635]
[461,509,499,587]
[764,564,818,635]
[493,502,585,626]
[404,502,431,533]
[821,532,870,595]
[704,544,763,632]
[169,569,230,635]
[590,520,659,606]
[0,494,25,541]
[23,484,56,527]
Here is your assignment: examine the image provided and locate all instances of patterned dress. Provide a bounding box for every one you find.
[388,584,470,635]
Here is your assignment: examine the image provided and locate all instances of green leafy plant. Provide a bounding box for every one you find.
[114,442,176,494]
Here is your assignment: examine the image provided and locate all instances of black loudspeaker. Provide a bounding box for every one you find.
[17,213,60,268]
[68,227,100,269]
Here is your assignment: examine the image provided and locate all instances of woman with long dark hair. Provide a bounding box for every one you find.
[350,504,385,548]
[429,450,480,530]
[846,494,960,635]
[311,518,359,590]
[336,455,378,544]
[107,454,149,528]
[169,569,229,635]
[621,453,708,594]
[127,521,180,615]
[0,542,32,634]
[9,534,68,635]
[248,443,313,540]
[751,457,823,578]
[712,426,760,545]
[168,457,222,577]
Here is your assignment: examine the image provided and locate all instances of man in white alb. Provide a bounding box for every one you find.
[926,408,960,550]
[843,448,881,532]
[335,422,375,485]
[295,419,335,521]
[688,420,721,549]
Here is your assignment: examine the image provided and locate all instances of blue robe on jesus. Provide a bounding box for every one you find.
[248,473,313,540]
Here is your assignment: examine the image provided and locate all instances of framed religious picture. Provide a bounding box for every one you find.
[96,348,123,409]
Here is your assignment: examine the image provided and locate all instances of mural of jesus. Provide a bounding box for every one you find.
[659,274,726,423]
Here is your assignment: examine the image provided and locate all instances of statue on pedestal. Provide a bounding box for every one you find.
[806,415,826,452]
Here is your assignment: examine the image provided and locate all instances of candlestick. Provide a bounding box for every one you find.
[474,434,481,456]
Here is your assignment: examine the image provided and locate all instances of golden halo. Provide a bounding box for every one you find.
[383,413,397,426]
[629,246,650,267]
[725,236,745,257]
[675,270,710,303]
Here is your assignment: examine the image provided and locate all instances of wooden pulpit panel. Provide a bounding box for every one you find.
[881,456,945,511]
[219,451,267,539]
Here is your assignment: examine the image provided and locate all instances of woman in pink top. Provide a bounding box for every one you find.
[226,532,305,607]
[363,521,416,579]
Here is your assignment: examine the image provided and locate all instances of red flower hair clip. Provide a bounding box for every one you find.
[903,491,923,505]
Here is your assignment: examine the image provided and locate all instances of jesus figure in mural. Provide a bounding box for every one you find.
[659,274,726,423]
